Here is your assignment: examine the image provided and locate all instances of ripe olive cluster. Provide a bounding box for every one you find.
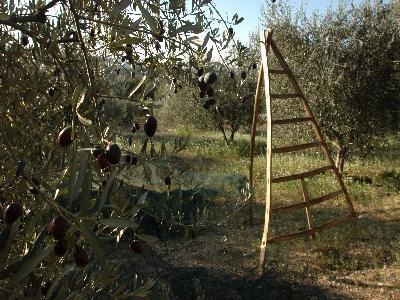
[130,116,158,138]
[121,43,134,64]
[49,216,89,266]
[228,62,257,81]
[41,216,88,296]
[1,205,89,296]
[172,77,183,94]
[57,114,158,171]
[3,202,23,226]
[53,114,160,277]
[197,69,217,110]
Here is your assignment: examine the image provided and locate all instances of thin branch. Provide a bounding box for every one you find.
[0,20,43,41]
[2,0,62,24]
[67,0,105,140]
[0,116,73,218]
[67,0,94,87]
[78,15,195,53]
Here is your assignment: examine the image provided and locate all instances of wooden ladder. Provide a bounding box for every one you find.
[248,30,358,275]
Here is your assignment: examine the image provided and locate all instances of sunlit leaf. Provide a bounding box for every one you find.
[128,75,147,98]
[77,113,92,126]
[71,84,84,108]
[75,87,92,126]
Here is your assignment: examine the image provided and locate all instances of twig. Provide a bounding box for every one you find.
[67,0,104,140]
[67,0,94,88]
[0,0,62,24]
[1,116,76,219]
[0,21,43,41]
[78,15,195,53]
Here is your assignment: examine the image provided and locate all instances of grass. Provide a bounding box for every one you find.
[149,128,400,298]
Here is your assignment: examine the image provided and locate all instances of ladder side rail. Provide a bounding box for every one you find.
[258,30,274,276]
[270,39,357,219]
[249,65,265,226]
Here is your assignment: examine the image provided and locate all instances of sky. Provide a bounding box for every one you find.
[214,0,388,44]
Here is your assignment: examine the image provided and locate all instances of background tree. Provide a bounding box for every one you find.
[160,40,259,144]
[261,0,400,172]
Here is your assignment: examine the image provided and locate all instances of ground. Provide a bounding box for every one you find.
[132,130,400,299]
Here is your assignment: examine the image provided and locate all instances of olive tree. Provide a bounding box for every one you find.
[0,0,241,297]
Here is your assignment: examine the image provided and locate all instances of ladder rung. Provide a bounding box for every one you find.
[271,93,301,99]
[271,166,332,183]
[271,190,343,214]
[272,117,313,125]
[267,228,312,244]
[267,213,352,244]
[269,69,286,74]
[314,213,353,233]
[272,141,321,154]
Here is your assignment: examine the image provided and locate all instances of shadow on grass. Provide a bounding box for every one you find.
[168,266,350,300]
[163,212,399,299]
[249,200,400,271]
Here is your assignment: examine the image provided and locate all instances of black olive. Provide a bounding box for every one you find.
[144,116,157,137]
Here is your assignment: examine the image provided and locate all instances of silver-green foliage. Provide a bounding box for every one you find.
[261,0,400,167]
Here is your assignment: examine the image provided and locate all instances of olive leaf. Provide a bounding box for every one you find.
[0,13,10,21]
[137,191,148,205]
[131,279,156,297]
[128,75,147,98]
[134,0,158,33]
[71,151,90,205]
[206,46,213,62]
[96,168,119,212]
[0,219,20,268]
[75,87,92,126]
[202,31,210,49]
[110,0,132,17]
[138,234,158,243]
[175,22,202,34]
[234,17,244,25]
[6,246,53,287]
[99,218,139,228]
[77,222,106,261]
[143,82,156,98]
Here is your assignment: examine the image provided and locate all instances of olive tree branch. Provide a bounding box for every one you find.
[67,0,105,140]
[0,0,62,24]
[0,116,74,218]
[67,0,94,88]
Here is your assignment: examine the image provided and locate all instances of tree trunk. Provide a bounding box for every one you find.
[221,126,230,145]
[213,111,230,144]
[229,131,235,143]
[335,147,347,174]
